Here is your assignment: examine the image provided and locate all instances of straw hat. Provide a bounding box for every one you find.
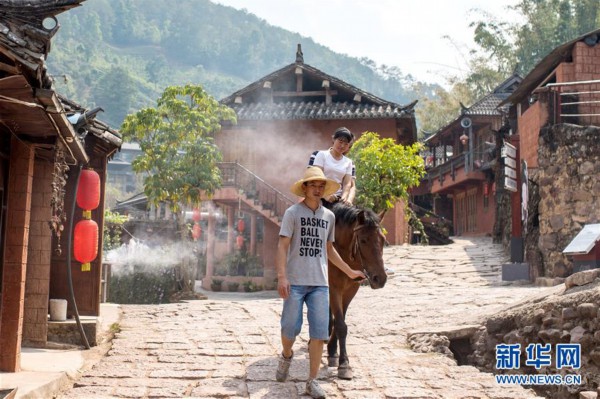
[290,167,340,197]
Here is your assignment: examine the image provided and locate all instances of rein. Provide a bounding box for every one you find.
[350,224,374,285]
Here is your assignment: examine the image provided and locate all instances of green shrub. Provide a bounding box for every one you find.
[242,280,263,292]
[216,252,263,276]
[108,264,179,304]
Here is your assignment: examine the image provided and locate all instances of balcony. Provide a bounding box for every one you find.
[421,144,494,195]
[536,79,600,127]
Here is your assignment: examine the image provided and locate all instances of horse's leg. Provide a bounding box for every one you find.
[337,284,359,380]
[327,308,339,367]
[327,285,344,368]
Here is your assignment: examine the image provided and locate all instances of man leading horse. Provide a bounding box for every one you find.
[275,167,366,399]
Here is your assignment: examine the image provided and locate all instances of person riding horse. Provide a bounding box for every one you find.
[308,127,356,206]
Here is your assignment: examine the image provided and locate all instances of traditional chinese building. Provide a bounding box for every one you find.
[415,74,522,237]
[0,0,121,371]
[200,45,419,289]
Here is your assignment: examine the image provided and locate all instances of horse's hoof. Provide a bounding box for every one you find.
[338,366,353,380]
[328,356,339,367]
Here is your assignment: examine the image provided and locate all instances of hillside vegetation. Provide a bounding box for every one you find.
[48,0,428,128]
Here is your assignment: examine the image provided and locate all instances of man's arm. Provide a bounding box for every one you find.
[326,241,365,280]
[276,235,292,299]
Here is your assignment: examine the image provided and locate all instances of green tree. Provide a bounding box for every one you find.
[94,66,137,128]
[347,132,425,215]
[120,84,237,211]
[120,84,236,292]
[470,0,600,77]
[414,80,475,134]
[103,210,129,251]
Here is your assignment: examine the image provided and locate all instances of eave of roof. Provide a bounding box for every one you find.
[229,100,417,121]
[0,0,85,89]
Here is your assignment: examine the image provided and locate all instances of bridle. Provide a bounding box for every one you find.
[349,223,383,285]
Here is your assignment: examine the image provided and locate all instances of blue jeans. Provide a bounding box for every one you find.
[280,285,329,340]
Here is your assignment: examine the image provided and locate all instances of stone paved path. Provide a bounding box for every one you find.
[59,237,550,398]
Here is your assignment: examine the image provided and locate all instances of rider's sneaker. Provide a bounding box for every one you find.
[275,351,293,382]
[305,378,326,398]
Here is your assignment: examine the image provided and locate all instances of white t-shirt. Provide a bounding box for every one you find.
[308,150,354,196]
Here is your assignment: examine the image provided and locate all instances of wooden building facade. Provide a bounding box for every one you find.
[0,1,121,372]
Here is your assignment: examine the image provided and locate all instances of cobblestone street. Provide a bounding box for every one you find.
[59,237,552,398]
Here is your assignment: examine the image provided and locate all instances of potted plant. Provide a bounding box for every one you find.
[242,280,254,292]
[227,282,240,292]
[211,279,223,292]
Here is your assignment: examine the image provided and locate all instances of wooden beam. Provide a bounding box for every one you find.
[273,90,338,97]
[0,61,19,75]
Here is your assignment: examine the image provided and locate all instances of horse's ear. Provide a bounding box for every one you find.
[357,210,366,224]
[377,209,387,222]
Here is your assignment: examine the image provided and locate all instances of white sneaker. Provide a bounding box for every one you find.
[305,378,326,398]
[275,351,293,382]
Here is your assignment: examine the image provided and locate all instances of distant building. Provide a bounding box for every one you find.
[200,45,419,289]
[415,74,522,237]
[107,142,142,193]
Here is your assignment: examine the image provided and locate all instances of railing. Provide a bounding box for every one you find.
[538,80,600,125]
[218,162,295,221]
[423,141,495,186]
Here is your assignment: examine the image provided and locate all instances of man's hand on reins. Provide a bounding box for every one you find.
[349,269,366,282]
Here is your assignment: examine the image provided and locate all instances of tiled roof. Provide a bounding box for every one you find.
[464,91,511,116]
[221,61,417,121]
[229,100,416,121]
[424,74,522,144]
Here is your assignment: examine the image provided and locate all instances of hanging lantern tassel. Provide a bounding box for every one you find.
[74,219,98,272]
[192,222,202,241]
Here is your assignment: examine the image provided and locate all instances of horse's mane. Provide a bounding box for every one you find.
[329,202,380,227]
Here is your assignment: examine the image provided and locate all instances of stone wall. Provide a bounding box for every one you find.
[468,271,600,399]
[536,124,600,277]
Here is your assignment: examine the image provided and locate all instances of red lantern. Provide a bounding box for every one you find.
[74,219,98,271]
[237,218,245,233]
[236,235,244,250]
[192,223,202,240]
[483,183,489,196]
[76,169,101,211]
[192,208,201,222]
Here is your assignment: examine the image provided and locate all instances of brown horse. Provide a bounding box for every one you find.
[327,202,387,379]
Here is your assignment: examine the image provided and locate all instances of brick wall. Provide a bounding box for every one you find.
[22,160,53,347]
[518,101,547,169]
[0,137,34,372]
[572,42,600,126]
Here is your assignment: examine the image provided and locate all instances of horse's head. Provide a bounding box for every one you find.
[331,203,387,289]
[349,210,387,289]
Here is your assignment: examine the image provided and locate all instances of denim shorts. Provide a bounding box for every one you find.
[280,285,329,341]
